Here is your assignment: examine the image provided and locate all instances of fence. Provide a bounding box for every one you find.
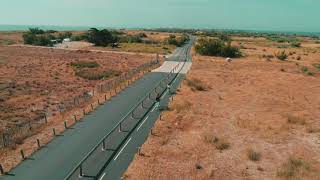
[0,59,160,149]
[64,59,184,180]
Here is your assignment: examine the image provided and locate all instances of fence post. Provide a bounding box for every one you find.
[36,139,40,148]
[79,164,83,177]
[83,109,86,116]
[91,104,93,111]
[52,128,56,136]
[0,164,4,175]
[64,121,68,129]
[102,140,106,151]
[20,149,25,160]
[74,115,77,122]
[44,114,48,123]
[104,95,107,101]
[2,133,5,147]
[98,99,100,105]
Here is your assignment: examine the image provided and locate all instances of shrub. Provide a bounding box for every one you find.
[23,28,55,46]
[213,137,230,150]
[87,28,119,46]
[313,64,320,71]
[70,61,100,69]
[195,38,241,58]
[277,158,310,178]
[291,41,301,47]
[28,28,45,35]
[76,70,121,80]
[248,149,261,161]
[287,115,306,125]
[301,66,314,76]
[167,34,189,47]
[186,78,207,91]
[120,35,143,43]
[275,51,288,61]
[218,33,231,42]
[58,32,73,40]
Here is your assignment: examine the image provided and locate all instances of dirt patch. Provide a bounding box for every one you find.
[125,37,320,180]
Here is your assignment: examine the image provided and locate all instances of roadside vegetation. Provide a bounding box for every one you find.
[75,70,121,80]
[23,28,73,46]
[167,34,190,47]
[70,61,100,69]
[195,38,242,58]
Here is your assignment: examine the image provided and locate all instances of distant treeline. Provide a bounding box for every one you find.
[145,28,320,39]
[23,27,190,47]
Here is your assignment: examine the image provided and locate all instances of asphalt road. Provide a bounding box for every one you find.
[0,38,193,180]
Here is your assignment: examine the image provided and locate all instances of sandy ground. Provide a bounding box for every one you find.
[0,45,153,131]
[125,38,320,180]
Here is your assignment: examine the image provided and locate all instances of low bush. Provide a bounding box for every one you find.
[213,137,230,150]
[287,115,306,125]
[277,158,310,178]
[313,64,320,71]
[167,34,190,47]
[275,51,288,61]
[195,38,242,58]
[291,41,301,47]
[76,70,121,80]
[248,149,261,161]
[301,66,314,76]
[70,61,100,69]
[186,78,207,91]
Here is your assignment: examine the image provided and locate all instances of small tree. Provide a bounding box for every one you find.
[87,28,118,46]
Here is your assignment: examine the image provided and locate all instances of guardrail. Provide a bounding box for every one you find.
[64,43,191,179]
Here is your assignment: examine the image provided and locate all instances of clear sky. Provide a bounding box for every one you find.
[1,0,319,32]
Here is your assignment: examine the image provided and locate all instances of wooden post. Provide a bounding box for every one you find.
[0,164,4,175]
[138,147,142,156]
[79,164,83,177]
[160,114,162,120]
[74,115,77,122]
[44,114,48,123]
[20,150,25,160]
[1,134,5,147]
[52,128,56,136]
[83,109,86,116]
[91,104,94,111]
[102,140,106,151]
[98,99,100,105]
[104,94,107,101]
[36,139,40,148]
[64,121,68,129]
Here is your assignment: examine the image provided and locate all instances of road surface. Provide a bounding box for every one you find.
[0,38,194,180]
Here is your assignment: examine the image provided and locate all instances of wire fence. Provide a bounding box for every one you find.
[0,59,160,149]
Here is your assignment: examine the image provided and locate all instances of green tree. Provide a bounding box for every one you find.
[87,28,118,46]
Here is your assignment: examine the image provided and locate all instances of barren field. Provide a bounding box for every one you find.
[0,45,152,132]
[125,37,320,179]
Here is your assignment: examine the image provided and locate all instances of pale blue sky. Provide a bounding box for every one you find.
[0,0,319,32]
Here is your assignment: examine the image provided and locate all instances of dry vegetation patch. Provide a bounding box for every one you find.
[125,36,320,180]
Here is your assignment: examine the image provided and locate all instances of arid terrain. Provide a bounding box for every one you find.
[125,36,320,179]
[0,45,153,132]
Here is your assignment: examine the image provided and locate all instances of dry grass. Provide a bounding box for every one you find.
[277,158,310,178]
[168,100,192,113]
[287,115,306,125]
[213,136,230,151]
[247,149,261,161]
[186,78,207,91]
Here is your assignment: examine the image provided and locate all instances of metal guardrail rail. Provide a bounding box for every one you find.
[64,41,192,180]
